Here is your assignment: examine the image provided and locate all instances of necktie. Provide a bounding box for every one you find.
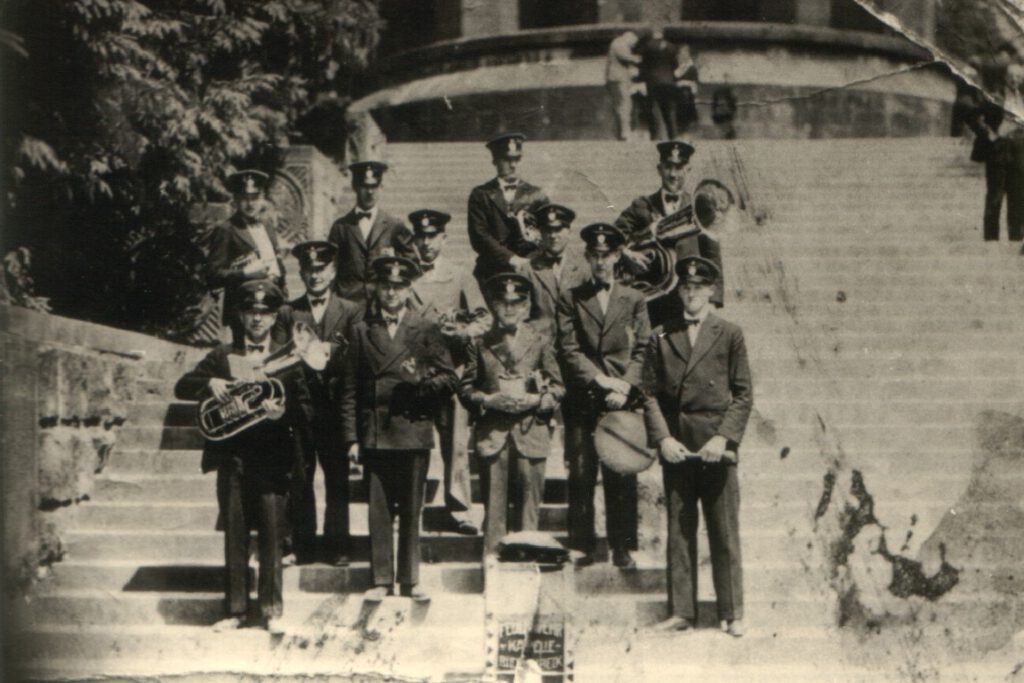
[664,193,680,204]
[310,297,326,307]
[246,344,265,353]
[356,211,372,221]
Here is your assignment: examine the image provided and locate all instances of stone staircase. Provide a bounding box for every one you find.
[15,138,1024,682]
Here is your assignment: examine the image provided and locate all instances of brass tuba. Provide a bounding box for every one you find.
[197,321,330,441]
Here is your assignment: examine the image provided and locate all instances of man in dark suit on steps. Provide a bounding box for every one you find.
[340,256,458,603]
[614,141,725,326]
[524,204,590,335]
[556,223,651,570]
[207,170,287,343]
[641,257,752,637]
[275,241,364,566]
[328,160,415,306]
[467,133,550,288]
[175,280,308,635]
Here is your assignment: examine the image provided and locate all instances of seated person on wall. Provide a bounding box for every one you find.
[328,160,415,306]
[407,209,490,536]
[339,256,458,603]
[459,273,564,556]
[174,280,308,635]
[614,141,725,325]
[524,204,589,335]
[556,223,651,570]
[641,257,752,637]
[207,170,287,343]
[467,133,550,287]
[273,241,364,567]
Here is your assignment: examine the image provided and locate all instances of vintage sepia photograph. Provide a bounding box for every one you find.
[2,0,1023,681]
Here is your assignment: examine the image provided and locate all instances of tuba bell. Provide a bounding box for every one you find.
[197,321,330,441]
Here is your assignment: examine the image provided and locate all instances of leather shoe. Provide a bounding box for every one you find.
[650,616,694,632]
[573,553,596,568]
[364,585,391,602]
[400,584,431,603]
[454,520,479,536]
[720,619,744,638]
[612,549,636,569]
[266,617,285,635]
[211,616,244,632]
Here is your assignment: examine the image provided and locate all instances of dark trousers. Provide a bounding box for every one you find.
[647,84,679,141]
[292,419,351,559]
[363,449,429,587]
[436,398,473,524]
[479,441,547,555]
[566,412,638,554]
[662,460,742,621]
[218,457,287,619]
[984,137,1024,241]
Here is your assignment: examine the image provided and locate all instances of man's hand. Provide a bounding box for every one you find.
[621,247,652,270]
[699,435,729,463]
[509,255,531,272]
[605,391,628,410]
[595,375,632,396]
[516,393,541,413]
[207,378,234,402]
[483,393,521,413]
[347,442,361,465]
[263,397,285,421]
[659,437,689,464]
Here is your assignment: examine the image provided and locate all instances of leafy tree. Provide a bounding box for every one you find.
[1,0,381,337]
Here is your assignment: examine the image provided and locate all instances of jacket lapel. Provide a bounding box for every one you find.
[378,310,422,374]
[663,322,691,367]
[532,264,559,302]
[320,295,345,340]
[344,211,368,251]
[684,315,723,378]
[600,285,630,336]
[366,211,387,252]
[649,192,666,221]
[577,282,605,330]
[231,220,257,252]
[486,179,509,215]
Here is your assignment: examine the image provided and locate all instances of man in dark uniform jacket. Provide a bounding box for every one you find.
[524,204,589,335]
[339,256,458,602]
[556,223,651,569]
[641,257,752,636]
[467,133,550,287]
[207,170,287,343]
[328,161,415,305]
[638,29,680,141]
[274,241,364,566]
[615,141,725,325]
[460,273,564,555]
[175,280,307,634]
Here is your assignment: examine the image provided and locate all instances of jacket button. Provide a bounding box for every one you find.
[708,381,715,387]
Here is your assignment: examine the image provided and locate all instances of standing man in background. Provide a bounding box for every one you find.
[606,30,642,141]
[641,257,752,636]
[207,170,287,343]
[556,223,650,570]
[328,160,415,305]
[638,29,680,141]
[275,241,363,566]
[407,208,488,536]
[467,133,549,289]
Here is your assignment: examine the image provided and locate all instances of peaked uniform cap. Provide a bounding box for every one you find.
[349,161,389,187]
[370,255,419,285]
[676,256,719,284]
[485,273,533,303]
[486,132,526,159]
[534,203,576,231]
[226,170,269,196]
[292,240,336,269]
[237,279,284,312]
[580,223,627,253]
[657,140,695,165]
[409,209,452,235]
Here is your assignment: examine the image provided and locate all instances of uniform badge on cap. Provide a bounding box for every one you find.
[244,175,258,194]
[548,209,558,223]
[506,281,516,296]
[508,138,517,154]
[365,167,376,184]
[597,233,606,246]
[421,216,430,227]
[390,262,401,279]
[255,287,266,302]
[670,146,682,163]
[688,262,698,277]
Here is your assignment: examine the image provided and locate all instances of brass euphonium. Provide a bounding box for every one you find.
[197,321,330,441]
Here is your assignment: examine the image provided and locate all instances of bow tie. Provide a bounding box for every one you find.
[682,318,701,328]
[383,315,400,326]
[309,297,326,306]
[246,344,265,353]
[356,211,372,221]
[595,281,611,291]
[501,183,517,193]
[664,193,680,204]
